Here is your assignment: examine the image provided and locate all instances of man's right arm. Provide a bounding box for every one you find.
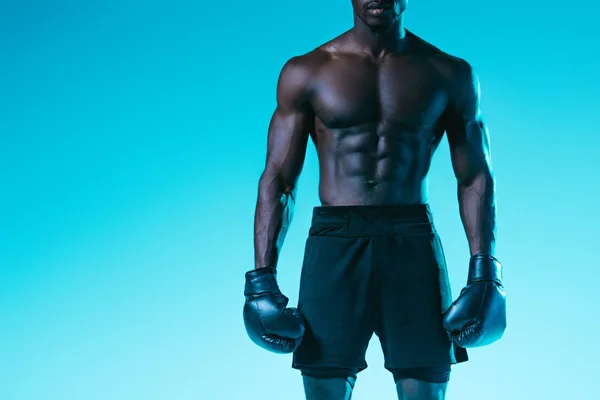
[254,57,314,270]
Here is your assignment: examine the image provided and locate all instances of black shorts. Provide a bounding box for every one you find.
[292,204,468,383]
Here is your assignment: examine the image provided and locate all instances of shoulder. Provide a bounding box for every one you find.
[275,51,323,108]
[280,46,331,83]
[407,31,475,81]
[276,49,329,105]
[408,32,480,109]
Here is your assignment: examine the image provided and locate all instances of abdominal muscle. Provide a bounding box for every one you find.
[315,125,435,206]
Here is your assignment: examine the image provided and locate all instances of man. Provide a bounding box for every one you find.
[242,1,506,399]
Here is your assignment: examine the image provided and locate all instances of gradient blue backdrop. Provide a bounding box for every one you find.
[1,1,599,399]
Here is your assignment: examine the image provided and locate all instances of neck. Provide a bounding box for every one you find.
[351,15,407,57]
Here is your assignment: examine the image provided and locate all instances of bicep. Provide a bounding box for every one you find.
[262,58,313,190]
[444,62,492,184]
[446,116,492,183]
[263,106,311,188]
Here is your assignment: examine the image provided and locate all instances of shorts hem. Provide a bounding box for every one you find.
[292,362,368,374]
[384,357,467,372]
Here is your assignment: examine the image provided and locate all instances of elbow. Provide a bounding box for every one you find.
[458,167,494,189]
[259,169,297,198]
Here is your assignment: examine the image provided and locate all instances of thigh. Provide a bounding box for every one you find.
[294,235,374,370]
[396,379,447,400]
[375,232,461,368]
[303,376,356,400]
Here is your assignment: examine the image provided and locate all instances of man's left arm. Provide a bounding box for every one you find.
[445,60,496,257]
[442,60,506,348]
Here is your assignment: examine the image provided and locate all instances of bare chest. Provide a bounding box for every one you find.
[311,56,448,131]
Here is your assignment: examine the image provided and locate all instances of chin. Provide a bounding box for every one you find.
[364,14,397,29]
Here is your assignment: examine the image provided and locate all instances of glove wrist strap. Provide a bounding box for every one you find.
[244,267,281,296]
[468,254,503,286]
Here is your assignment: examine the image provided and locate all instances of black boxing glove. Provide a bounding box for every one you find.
[243,267,305,354]
[442,255,506,348]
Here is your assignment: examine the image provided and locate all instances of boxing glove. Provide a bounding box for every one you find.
[442,254,506,348]
[243,267,305,354]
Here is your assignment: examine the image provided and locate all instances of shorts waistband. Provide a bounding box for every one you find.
[313,204,432,221]
[310,204,435,237]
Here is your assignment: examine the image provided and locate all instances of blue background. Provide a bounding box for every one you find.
[1,0,599,399]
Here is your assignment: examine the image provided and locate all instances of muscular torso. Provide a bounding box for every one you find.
[305,32,454,206]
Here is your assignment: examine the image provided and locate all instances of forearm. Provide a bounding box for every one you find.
[457,170,497,257]
[253,172,296,269]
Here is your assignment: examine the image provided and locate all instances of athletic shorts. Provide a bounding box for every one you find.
[292,204,468,383]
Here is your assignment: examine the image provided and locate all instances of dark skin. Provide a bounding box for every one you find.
[254,1,496,398]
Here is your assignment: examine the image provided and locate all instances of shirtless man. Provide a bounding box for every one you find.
[242,1,506,399]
